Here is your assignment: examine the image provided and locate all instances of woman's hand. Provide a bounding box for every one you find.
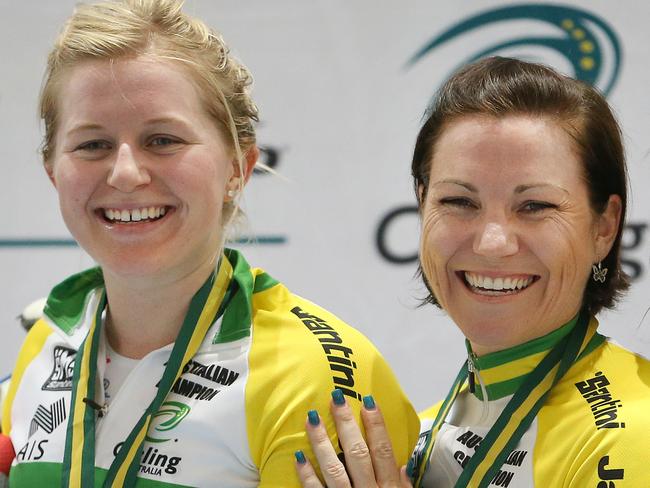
[295,389,413,488]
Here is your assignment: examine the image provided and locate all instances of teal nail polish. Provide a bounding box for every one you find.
[363,395,376,410]
[331,388,345,405]
[295,450,306,464]
[308,410,320,426]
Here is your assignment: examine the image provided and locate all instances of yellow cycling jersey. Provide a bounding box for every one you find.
[415,316,650,487]
[2,249,420,487]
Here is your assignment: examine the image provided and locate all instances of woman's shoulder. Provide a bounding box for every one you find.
[248,269,382,354]
[243,269,420,478]
[575,337,650,400]
[1,319,60,434]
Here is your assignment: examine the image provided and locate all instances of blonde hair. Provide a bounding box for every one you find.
[41,0,259,221]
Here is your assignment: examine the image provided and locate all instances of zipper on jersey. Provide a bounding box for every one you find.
[467,352,476,393]
[467,348,490,421]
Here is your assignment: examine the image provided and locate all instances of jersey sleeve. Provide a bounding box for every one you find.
[565,430,646,487]
[535,341,650,487]
[1,320,52,435]
[563,350,650,486]
[245,290,419,487]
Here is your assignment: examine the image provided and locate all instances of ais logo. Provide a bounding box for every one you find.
[145,401,190,443]
[407,4,622,94]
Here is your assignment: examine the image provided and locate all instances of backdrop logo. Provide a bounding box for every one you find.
[145,401,190,443]
[407,4,622,95]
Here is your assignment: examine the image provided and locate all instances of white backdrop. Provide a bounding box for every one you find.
[1,0,648,410]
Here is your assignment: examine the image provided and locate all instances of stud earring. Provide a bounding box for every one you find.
[592,261,608,283]
[226,189,236,199]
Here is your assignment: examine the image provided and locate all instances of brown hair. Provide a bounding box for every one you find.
[412,56,629,315]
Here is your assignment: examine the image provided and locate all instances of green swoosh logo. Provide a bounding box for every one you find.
[145,401,191,443]
[408,4,622,95]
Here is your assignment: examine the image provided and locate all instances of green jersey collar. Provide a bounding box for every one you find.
[42,249,280,343]
[465,314,580,401]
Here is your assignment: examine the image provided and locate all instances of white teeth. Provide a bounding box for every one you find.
[464,272,534,292]
[103,206,167,222]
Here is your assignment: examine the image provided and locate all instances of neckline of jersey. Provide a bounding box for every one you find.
[465,313,579,400]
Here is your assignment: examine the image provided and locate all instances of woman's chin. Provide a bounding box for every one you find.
[447,304,538,355]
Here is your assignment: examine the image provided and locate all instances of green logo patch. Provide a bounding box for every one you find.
[145,401,191,443]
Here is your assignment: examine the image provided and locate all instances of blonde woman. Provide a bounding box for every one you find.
[0,1,419,486]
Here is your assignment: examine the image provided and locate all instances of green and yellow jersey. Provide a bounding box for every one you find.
[2,249,419,487]
[414,316,650,487]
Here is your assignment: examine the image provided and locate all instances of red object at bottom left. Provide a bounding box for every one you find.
[0,433,15,479]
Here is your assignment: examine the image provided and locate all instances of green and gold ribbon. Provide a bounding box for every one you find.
[408,310,604,487]
[61,256,234,488]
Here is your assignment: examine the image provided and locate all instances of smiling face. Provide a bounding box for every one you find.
[47,56,242,284]
[419,115,620,355]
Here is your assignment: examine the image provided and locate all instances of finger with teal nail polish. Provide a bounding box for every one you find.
[307,409,320,426]
[331,388,345,406]
[363,395,376,410]
[294,450,307,465]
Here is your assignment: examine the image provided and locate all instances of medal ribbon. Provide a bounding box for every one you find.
[409,310,604,487]
[61,256,233,488]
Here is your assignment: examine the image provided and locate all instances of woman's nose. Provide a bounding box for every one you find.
[106,143,151,192]
[473,221,519,257]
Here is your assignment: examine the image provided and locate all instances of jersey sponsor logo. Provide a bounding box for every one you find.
[597,455,624,487]
[145,401,190,443]
[28,397,67,437]
[453,430,528,487]
[16,398,67,462]
[292,306,362,401]
[41,346,76,391]
[15,439,48,462]
[113,442,182,477]
[575,371,625,429]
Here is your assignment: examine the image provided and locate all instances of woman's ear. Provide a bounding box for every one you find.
[225,145,259,201]
[594,194,622,260]
[241,145,259,185]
